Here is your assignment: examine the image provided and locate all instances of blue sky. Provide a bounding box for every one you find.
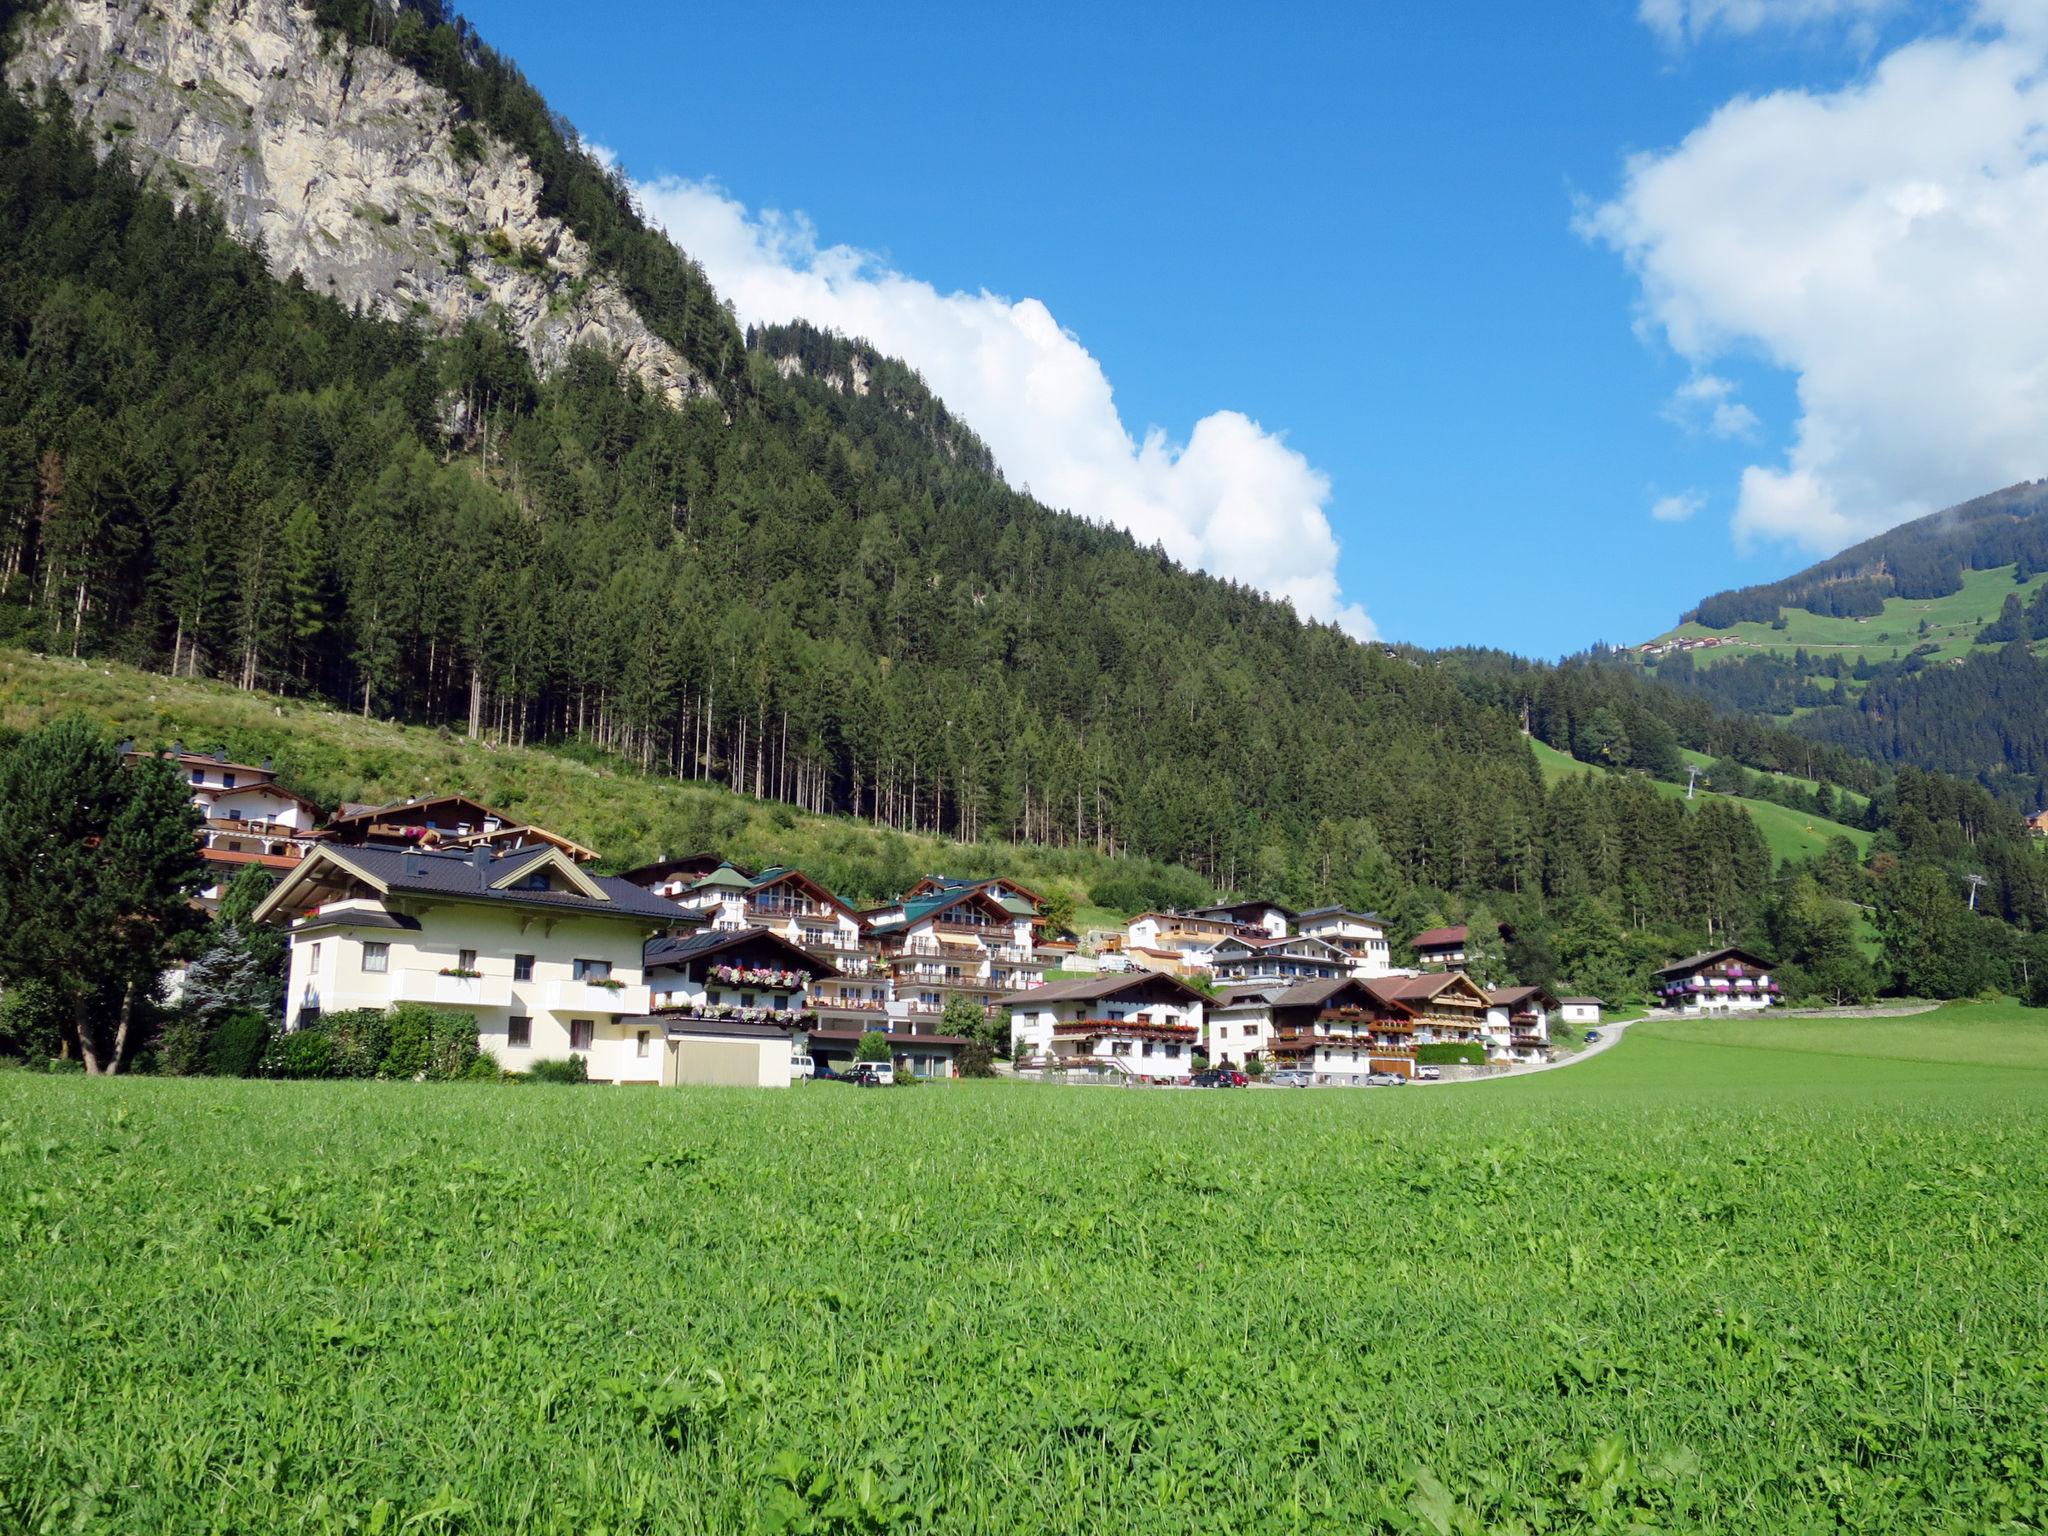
[464,0,2042,656]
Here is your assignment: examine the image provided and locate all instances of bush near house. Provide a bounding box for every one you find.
[523,1056,589,1084]
[258,1005,478,1080]
[1416,1043,1489,1066]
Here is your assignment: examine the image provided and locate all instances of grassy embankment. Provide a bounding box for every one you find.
[0,650,1209,914]
[1528,738,1870,867]
[1,1006,2043,1531]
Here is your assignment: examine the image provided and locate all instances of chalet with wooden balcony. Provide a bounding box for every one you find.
[1484,985,1557,1063]
[635,926,834,1087]
[1650,947,1779,1014]
[618,852,739,900]
[253,841,693,1083]
[1368,971,1492,1044]
[1123,910,1256,972]
[1295,908,1392,978]
[1188,900,1294,940]
[864,885,1045,1018]
[1207,932,1352,985]
[1410,925,1470,971]
[121,742,322,904]
[1205,977,1418,1077]
[1007,972,1205,1079]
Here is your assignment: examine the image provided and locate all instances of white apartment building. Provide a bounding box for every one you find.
[255,841,694,1084]
[1008,972,1206,1079]
[1294,907,1392,978]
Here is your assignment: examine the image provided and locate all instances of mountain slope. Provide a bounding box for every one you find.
[7,0,736,403]
[1679,479,2048,629]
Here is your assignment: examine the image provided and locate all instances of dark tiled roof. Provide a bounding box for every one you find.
[325,844,690,923]
[1485,986,1554,1008]
[642,927,839,976]
[1010,972,1208,1005]
[1298,906,1383,922]
[1652,947,1775,979]
[1412,926,1469,947]
[1558,996,1604,1006]
[292,907,421,932]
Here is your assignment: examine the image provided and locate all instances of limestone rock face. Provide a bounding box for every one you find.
[8,0,706,403]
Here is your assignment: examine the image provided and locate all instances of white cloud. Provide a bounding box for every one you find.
[1652,490,1709,521]
[1639,0,1902,47]
[625,177,1374,638]
[1587,7,2048,552]
[1664,373,1763,438]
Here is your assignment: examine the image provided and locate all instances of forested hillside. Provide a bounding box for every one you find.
[4,3,2046,1005]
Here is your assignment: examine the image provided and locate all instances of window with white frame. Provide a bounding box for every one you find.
[361,942,389,974]
[569,1019,594,1051]
[507,1014,531,1048]
[573,958,611,982]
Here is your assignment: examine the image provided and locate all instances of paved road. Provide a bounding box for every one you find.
[1418,1015,1645,1086]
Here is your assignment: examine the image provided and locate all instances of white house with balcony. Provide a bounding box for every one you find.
[1188,900,1294,940]
[865,886,1044,1021]
[637,926,838,1087]
[1483,985,1556,1064]
[1295,908,1392,978]
[1207,933,1352,986]
[254,841,694,1083]
[1007,972,1206,1079]
[121,742,321,903]
[1649,948,1779,1014]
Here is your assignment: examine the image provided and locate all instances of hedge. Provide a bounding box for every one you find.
[1415,1042,1489,1066]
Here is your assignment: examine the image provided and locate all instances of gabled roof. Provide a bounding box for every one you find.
[1558,996,1605,1006]
[868,885,1017,935]
[1411,926,1469,948]
[207,782,323,811]
[1368,972,1489,1008]
[252,843,695,927]
[617,852,738,887]
[1211,933,1347,958]
[322,793,505,833]
[643,927,841,977]
[1652,946,1775,979]
[687,861,758,893]
[1297,906,1384,924]
[1010,971,1208,1007]
[1190,900,1296,923]
[453,823,600,864]
[1486,985,1557,1009]
[122,743,274,777]
[745,866,857,915]
[906,873,1047,913]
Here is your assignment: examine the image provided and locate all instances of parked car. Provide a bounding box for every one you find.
[1584,1030,1601,1043]
[1268,1069,1312,1087]
[792,1053,816,1079]
[1415,1064,1442,1081]
[1191,1068,1246,1088]
[850,1061,896,1087]
[1366,1070,1407,1086]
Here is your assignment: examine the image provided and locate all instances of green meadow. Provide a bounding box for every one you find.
[1529,738,1870,866]
[3,1007,2045,1533]
[1651,562,2048,682]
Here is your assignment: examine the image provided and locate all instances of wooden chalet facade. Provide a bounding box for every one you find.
[122,743,321,905]
[1484,985,1556,1063]
[1368,971,1492,1044]
[1206,977,1417,1078]
[864,886,1045,1019]
[1410,925,1470,970]
[1207,933,1352,985]
[638,926,831,1087]
[1650,947,1779,1013]
[1007,972,1205,1079]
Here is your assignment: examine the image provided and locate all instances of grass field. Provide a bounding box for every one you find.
[1648,562,2048,688]
[4,1008,2046,1533]
[1529,739,1871,866]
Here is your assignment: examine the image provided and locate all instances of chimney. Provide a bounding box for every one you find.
[470,845,493,872]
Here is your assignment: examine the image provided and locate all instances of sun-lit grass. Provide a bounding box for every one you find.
[2,1009,2045,1532]
[1529,739,1869,865]
[1649,562,2048,688]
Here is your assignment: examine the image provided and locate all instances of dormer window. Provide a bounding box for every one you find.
[522,872,550,891]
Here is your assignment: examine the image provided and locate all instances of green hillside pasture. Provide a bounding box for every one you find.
[1650,562,2048,680]
[2,1022,2045,1533]
[1529,739,1870,865]
[0,651,1207,915]
[1677,745,1870,817]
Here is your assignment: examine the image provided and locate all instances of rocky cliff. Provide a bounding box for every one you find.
[7,0,706,403]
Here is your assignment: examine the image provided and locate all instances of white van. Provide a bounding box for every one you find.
[791,1053,816,1079]
[856,1061,895,1086]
